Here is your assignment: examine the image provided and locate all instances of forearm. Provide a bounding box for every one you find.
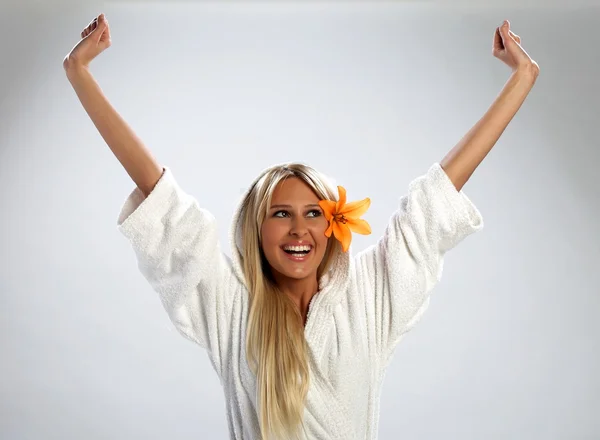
[440,67,538,192]
[66,64,163,197]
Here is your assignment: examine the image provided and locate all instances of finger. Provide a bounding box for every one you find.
[87,18,97,32]
[499,21,509,38]
[93,14,108,37]
[493,27,504,51]
[499,21,518,47]
[85,16,99,30]
[82,14,105,40]
[81,18,96,38]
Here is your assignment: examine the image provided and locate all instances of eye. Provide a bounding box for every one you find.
[272,209,322,218]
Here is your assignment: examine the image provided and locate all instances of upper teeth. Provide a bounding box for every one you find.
[284,245,311,252]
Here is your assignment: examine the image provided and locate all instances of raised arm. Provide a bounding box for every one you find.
[355,21,538,361]
[64,15,243,370]
[63,13,162,197]
[441,20,539,191]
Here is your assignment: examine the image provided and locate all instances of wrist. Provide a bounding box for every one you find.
[64,57,90,80]
[514,62,540,84]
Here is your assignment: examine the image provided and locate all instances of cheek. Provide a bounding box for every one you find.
[260,221,282,252]
[311,220,329,247]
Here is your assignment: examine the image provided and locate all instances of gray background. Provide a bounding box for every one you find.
[1,1,598,439]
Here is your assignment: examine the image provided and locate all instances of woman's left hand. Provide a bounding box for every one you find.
[493,20,540,77]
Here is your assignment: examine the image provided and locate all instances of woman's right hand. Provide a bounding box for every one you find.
[63,13,112,72]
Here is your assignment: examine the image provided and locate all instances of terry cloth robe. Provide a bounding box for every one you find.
[116,162,484,440]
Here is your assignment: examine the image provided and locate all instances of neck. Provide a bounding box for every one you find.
[273,275,319,322]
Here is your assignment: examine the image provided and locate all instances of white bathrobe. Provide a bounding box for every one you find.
[117,162,484,439]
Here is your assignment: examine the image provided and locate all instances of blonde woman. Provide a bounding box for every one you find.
[64,14,539,440]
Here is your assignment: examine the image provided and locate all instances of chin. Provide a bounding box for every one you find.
[275,262,318,281]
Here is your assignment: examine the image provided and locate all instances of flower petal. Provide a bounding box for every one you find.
[332,220,352,252]
[324,220,334,237]
[346,218,372,235]
[336,186,347,212]
[340,197,371,219]
[318,200,337,221]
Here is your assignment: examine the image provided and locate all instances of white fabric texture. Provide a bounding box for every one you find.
[116,162,484,439]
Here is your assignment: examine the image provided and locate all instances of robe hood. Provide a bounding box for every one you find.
[227,163,352,308]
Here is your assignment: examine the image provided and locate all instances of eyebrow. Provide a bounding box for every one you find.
[269,204,321,210]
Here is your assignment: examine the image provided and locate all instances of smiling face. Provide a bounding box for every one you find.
[260,177,330,283]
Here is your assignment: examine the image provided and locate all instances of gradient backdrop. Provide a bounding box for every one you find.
[1,1,599,439]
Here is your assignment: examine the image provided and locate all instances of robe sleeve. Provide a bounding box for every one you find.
[355,163,484,361]
[116,167,239,359]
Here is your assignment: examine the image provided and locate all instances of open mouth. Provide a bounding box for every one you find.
[281,245,313,260]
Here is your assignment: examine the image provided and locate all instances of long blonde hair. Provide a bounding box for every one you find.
[238,163,341,440]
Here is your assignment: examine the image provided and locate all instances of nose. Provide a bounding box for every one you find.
[289,216,308,237]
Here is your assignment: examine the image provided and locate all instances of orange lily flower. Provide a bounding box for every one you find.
[318,186,371,252]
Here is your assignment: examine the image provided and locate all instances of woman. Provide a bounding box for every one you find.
[63,13,539,440]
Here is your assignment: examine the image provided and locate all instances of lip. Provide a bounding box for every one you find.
[280,243,313,262]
